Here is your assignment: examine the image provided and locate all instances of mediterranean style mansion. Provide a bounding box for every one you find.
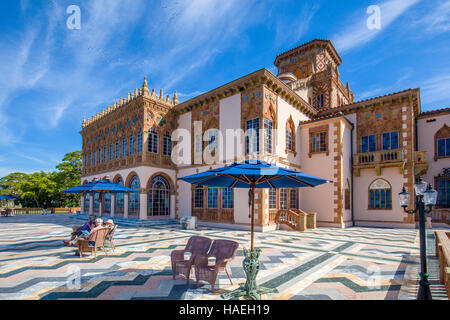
[80,39,450,230]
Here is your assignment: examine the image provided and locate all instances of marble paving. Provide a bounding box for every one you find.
[0,213,446,300]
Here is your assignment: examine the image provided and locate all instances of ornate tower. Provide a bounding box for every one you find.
[274,39,354,109]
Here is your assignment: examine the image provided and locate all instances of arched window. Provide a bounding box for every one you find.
[104,144,107,162]
[194,185,204,209]
[115,139,120,159]
[84,193,90,213]
[163,131,172,156]
[148,126,159,154]
[115,178,124,216]
[148,176,170,217]
[98,147,102,164]
[109,142,113,161]
[122,136,127,157]
[129,134,135,155]
[103,192,111,214]
[128,176,140,217]
[369,179,392,210]
[137,131,143,153]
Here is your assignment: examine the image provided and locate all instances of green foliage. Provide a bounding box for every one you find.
[0,151,82,208]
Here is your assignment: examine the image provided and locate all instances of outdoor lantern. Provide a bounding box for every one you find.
[414,177,428,196]
[424,184,437,206]
[399,187,410,208]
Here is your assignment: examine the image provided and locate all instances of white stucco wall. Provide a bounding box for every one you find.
[353,167,410,226]
[219,93,242,163]
[276,96,310,163]
[298,124,335,223]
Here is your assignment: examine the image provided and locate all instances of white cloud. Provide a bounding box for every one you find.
[333,0,421,53]
[415,0,450,33]
[420,75,450,104]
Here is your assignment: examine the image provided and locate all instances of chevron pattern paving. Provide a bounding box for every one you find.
[0,213,446,300]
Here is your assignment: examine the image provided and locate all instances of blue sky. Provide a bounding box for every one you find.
[0,0,449,177]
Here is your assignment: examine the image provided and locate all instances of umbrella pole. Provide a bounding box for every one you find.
[100,192,104,221]
[250,183,255,254]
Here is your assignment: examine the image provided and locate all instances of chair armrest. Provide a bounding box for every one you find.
[171,250,186,261]
[194,254,210,267]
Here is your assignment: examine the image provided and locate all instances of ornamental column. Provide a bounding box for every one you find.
[139,191,147,220]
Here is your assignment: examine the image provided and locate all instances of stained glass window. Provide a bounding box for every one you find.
[369,179,391,210]
[148,176,170,216]
[222,188,233,209]
[148,127,158,154]
[207,188,218,209]
[246,118,260,155]
[264,118,273,154]
[128,176,140,217]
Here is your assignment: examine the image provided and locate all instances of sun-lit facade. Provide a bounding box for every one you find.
[80,39,450,229]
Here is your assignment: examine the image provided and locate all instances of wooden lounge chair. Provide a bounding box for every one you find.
[194,239,239,293]
[77,227,110,258]
[171,236,212,284]
[103,225,118,253]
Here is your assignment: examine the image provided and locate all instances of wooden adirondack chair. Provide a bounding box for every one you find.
[171,236,212,284]
[103,225,118,253]
[77,227,110,258]
[194,239,239,293]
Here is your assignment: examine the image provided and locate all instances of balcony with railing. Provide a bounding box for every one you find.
[353,149,428,177]
[353,149,404,176]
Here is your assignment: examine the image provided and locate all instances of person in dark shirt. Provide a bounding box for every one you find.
[42,201,48,215]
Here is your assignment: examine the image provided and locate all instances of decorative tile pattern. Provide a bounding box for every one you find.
[0,214,445,300]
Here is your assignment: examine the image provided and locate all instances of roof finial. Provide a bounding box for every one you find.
[160,89,163,100]
[142,76,150,96]
[173,90,179,105]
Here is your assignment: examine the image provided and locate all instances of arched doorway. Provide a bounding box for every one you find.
[148,176,170,217]
[128,176,140,218]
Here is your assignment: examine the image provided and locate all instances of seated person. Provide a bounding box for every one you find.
[64,218,103,247]
[70,215,96,240]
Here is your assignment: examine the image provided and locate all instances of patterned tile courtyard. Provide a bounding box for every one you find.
[0,214,447,300]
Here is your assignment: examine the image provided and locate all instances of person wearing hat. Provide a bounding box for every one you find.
[64,218,103,247]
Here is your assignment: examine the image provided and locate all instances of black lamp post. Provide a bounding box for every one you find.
[399,177,437,300]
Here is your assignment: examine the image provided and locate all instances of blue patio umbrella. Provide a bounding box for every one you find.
[179,160,331,299]
[0,195,20,200]
[62,180,137,219]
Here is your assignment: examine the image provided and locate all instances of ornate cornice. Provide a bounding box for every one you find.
[173,68,317,118]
